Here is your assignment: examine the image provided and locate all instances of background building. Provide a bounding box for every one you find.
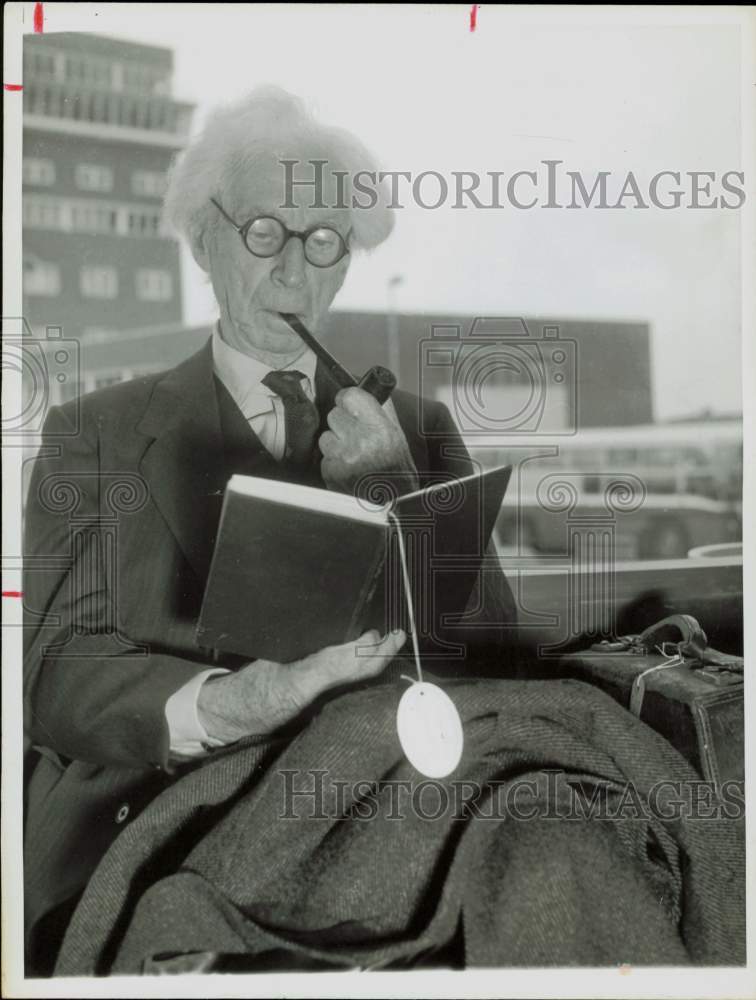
[325,312,653,431]
[65,311,653,430]
[22,30,194,399]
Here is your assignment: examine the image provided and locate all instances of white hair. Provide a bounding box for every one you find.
[164,86,394,253]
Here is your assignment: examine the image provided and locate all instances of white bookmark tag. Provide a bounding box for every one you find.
[396,682,464,779]
[388,511,464,778]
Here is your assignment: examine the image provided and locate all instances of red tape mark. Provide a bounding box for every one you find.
[34,1,44,32]
[469,3,478,32]
[4,83,24,91]
[2,591,24,598]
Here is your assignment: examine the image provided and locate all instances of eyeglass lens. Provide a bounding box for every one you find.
[244,217,344,266]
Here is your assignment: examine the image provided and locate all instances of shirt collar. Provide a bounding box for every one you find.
[212,322,318,419]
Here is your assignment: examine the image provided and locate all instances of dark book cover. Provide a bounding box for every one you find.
[196,482,389,662]
[376,464,513,658]
[196,466,511,664]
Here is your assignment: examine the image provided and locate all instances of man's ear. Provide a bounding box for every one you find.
[190,229,211,272]
[332,258,350,295]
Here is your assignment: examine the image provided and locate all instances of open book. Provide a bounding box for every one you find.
[196,465,511,663]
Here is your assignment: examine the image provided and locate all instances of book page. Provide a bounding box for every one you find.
[228,473,389,524]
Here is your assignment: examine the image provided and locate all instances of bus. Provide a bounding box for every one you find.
[466,418,742,502]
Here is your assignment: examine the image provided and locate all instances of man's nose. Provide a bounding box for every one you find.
[271,237,307,289]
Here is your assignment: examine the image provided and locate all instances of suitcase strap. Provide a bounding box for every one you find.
[636,614,743,673]
[629,654,684,717]
[623,614,744,717]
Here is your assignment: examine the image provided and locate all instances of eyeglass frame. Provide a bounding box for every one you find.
[209,197,351,268]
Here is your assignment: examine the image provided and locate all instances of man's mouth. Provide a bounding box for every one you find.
[263,308,306,326]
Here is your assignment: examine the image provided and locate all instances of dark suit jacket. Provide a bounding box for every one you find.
[23,338,517,945]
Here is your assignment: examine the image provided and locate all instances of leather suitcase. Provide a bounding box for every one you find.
[555,614,744,790]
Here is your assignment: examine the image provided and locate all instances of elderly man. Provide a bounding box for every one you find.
[23,87,516,971]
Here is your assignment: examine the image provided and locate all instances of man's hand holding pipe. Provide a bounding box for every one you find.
[319,387,420,495]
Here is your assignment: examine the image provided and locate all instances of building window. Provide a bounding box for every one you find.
[24,259,61,297]
[71,201,118,234]
[132,170,167,198]
[123,63,162,95]
[23,158,56,187]
[23,196,166,238]
[24,49,56,77]
[75,163,114,193]
[135,269,173,302]
[111,63,124,93]
[23,196,63,229]
[80,266,118,300]
[80,57,111,88]
[127,208,162,236]
[65,55,101,84]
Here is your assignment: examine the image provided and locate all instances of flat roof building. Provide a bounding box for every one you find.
[50,312,653,431]
[22,32,194,373]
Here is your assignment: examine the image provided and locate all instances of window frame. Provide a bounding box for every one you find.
[79,265,119,300]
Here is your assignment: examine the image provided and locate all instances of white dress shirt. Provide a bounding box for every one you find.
[164,327,318,758]
[211,324,318,459]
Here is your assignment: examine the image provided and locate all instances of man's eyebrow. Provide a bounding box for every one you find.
[241,207,350,233]
[318,216,350,230]
[238,205,268,220]
[307,218,350,237]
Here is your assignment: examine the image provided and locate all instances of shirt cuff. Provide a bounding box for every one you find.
[164,668,231,758]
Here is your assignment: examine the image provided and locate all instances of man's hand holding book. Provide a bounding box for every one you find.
[196,629,407,745]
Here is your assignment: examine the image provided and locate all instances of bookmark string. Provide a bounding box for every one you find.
[388,511,423,684]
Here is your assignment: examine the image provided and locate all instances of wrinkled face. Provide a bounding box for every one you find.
[195,150,352,363]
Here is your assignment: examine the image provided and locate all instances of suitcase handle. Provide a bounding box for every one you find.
[637,614,708,660]
[630,614,743,718]
[637,614,743,673]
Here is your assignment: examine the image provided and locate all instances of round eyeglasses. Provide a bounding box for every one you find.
[210,198,350,268]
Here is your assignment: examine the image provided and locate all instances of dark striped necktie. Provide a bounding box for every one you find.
[260,369,320,469]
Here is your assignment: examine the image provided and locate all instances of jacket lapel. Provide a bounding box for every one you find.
[136,340,228,585]
[314,359,342,433]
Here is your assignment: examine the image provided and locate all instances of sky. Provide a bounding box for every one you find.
[22,4,750,420]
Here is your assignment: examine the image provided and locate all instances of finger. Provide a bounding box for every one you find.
[349,628,407,669]
[352,628,383,649]
[335,386,385,423]
[326,405,357,438]
[318,429,339,457]
[354,628,406,656]
[319,457,342,491]
[314,629,381,655]
[289,630,407,702]
[371,629,408,660]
